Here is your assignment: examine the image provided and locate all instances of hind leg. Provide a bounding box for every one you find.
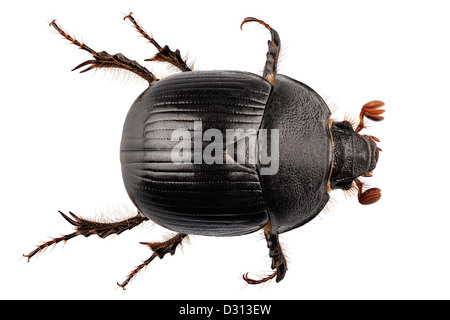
[117,233,189,290]
[124,12,192,72]
[49,20,158,84]
[23,211,148,261]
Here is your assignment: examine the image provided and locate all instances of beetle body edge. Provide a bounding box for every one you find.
[120,70,332,236]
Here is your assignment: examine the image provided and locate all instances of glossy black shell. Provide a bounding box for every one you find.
[120,71,331,236]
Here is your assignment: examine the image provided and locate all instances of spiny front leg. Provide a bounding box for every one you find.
[241,17,281,86]
[49,20,158,84]
[243,223,287,284]
[117,233,188,290]
[23,211,148,262]
[123,12,192,72]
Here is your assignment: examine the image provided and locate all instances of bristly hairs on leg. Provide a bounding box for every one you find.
[343,113,359,131]
[342,181,359,199]
[78,63,153,87]
[23,210,148,262]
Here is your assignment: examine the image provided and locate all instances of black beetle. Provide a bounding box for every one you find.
[24,14,384,289]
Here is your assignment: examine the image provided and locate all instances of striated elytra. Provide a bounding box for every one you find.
[24,14,384,288]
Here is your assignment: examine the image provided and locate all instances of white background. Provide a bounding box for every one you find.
[2,0,450,300]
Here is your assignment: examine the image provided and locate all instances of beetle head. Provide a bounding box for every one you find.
[329,120,382,204]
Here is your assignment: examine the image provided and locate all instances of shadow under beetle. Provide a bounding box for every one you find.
[24,14,384,289]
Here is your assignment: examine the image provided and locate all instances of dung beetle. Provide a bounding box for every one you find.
[24,14,384,289]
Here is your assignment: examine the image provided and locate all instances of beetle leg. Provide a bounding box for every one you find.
[117,233,188,290]
[240,17,281,86]
[243,223,287,284]
[23,211,148,262]
[123,12,192,72]
[49,20,158,84]
[355,100,385,133]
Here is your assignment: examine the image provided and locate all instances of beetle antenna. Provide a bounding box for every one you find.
[354,178,381,205]
[355,100,385,133]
